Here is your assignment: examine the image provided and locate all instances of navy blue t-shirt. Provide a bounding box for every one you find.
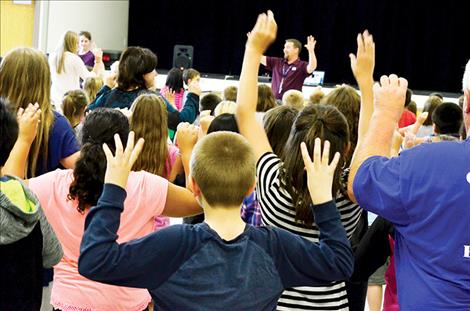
[78,184,353,310]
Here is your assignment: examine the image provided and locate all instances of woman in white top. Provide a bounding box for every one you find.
[49,31,104,107]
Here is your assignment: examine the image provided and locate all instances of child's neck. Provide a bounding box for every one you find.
[204,205,247,241]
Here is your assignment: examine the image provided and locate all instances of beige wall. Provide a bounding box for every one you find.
[43,0,129,53]
[0,0,35,55]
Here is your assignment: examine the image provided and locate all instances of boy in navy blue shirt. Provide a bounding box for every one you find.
[79,11,353,310]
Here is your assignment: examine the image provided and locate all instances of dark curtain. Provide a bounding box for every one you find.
[129,0,469,93]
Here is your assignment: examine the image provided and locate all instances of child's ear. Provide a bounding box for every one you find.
[189,175,201,197]
[464,89,470,114]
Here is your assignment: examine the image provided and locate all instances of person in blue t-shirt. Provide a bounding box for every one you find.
[78,12,353,310]
[348,63,470,309]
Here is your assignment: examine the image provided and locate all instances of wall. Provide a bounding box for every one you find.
[37,0,129,53]
[0,0,35,55]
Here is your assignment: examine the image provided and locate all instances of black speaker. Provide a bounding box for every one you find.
[172,45,193,69]
[102,50,122,70]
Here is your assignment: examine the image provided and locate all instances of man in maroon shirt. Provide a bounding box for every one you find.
[261,36,318,100]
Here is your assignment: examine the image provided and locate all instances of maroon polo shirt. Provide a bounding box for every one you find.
[265,56,309,100]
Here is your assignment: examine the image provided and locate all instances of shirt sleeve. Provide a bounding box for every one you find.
[265,56,279,71]
[167,92,199,130]
[299,60,310,77]
[78,184,197,289]
[353,156,410,225]
[51,114,81,160]
[88,86,112,110]
[72,54,94,80]
[273,200,353,288]
[140,171,169,217]
[28,171,58,214]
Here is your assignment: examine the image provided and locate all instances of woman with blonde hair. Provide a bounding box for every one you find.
[130,94,184,230]
[0,47,80,177]
[49,31,104,106]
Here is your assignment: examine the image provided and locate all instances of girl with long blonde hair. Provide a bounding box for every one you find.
[49,31,104,106]
[0,47,80,177]
[130,94,184,230]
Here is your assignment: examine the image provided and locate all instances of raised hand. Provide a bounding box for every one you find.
[92,47,103,59]
[17,103,41,145]
[373,75,408,122]
[349,30,375,84]
[105,72,117,88]
[102,132,145,189]
[246,10,277,54]
[304,35,317,52]
[199,113,215,136]
[175,122,199,154]
[301,138,340,205]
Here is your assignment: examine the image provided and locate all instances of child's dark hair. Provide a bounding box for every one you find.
[432,102,463,135]
[281,104,349,227]
[117,46,157,91]
[207,113,239,133]
[200,93,222,115]
[182,68,200,85]
[0,97,19,166]
[165,67,184,92]
[263,105,299,156]
[405,88,412,107]
[257,84,277,112]
[68,108,129,213]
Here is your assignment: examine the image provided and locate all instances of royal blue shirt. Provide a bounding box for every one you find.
[35,111,80,176]
[354,140,470,310]
[78,184,353,310]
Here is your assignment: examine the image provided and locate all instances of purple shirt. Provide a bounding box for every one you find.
[265,56,309,100]
[79,50,95,67]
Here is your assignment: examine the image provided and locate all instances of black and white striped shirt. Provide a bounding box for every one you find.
[257,153,362,310]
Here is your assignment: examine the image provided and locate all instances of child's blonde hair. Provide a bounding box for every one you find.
[308,88,325,104]
[130,94,169,177]
[214,100,237,116]
[282,90,305,110]
[0,47,55,176]
[223,86,238,102]
[191,132,255,207]
[83,76,104,103]
[62,90,88,128]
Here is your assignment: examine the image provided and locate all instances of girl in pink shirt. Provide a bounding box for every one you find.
[130,94,184,231]
[160,68,185,111]
[28,109,201,311]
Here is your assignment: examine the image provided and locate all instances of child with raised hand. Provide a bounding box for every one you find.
[78,12,352,310]
[78,131,352,310]
[236,10,355,309]
[0,100,63,310]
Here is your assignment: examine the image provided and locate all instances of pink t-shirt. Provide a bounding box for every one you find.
[29,169,168,311]
[160,86,184,111]
[153,144,180,231]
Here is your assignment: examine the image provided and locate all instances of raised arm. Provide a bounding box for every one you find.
[261,55,267,66]
[348,75,408,202]
[304,35,318,74]
[3,103,41,178]
[167,81,201,130]
[236,11,277,160]
[79,132,195,288]
[346,31,376,201]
